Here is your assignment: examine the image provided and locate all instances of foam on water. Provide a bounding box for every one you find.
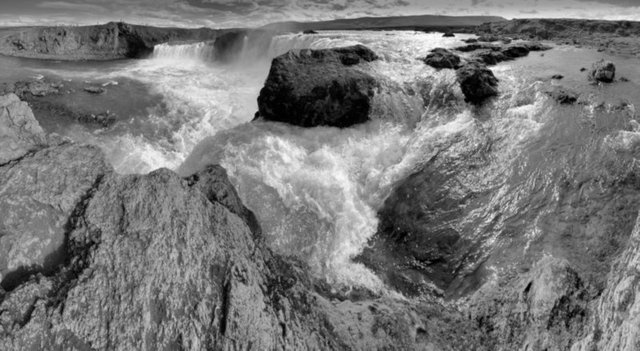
[15,30,564,290]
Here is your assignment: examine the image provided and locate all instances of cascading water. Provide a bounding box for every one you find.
[152,42,216,62]
[10,30,640,293]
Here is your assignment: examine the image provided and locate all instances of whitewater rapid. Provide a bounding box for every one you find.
[18,30,629,291]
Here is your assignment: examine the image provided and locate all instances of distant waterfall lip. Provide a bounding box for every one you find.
[150,34,339,64]
[152,42,216,62]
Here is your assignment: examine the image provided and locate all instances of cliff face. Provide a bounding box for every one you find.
[0,22,219,60]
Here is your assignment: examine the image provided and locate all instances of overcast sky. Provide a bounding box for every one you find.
[0,0,638,28]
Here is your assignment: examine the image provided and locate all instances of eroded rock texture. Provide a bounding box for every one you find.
[0,22,219,60]
[456,62,499,104]
[0,95,480,350]
[256,45,380,128]
[0,94,46,165]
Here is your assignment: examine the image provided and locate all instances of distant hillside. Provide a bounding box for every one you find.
[261,15,507,32]
[0,22,221,60]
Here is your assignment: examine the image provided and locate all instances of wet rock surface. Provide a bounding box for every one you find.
[589,59,616,83]
[456,61,499,104]
[545,86,580,104]
[454,41,551,65]
[423,48,462,69]
[256,45,380,127]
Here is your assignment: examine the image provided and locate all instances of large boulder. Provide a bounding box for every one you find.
[456,62,499,104]
[256,45,380,128]
[423,48,462,69]
[0,93,46,165]
[589,59,616,83]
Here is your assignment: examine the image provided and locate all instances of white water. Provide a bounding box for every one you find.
[26,31,554,291]
[152,42,216,62]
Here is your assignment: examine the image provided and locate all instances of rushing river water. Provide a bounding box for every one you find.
[1,31,639,292]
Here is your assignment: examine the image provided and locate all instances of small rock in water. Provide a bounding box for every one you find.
[589,59,616,83]
[545,86,579,104]
[456,62,499,104]
[620,76,630,82]
[302,29,318,34]
[442,31,455,37]
[551,74,564,80]
[84,86,106,94]
[423,48,462,69]
[580,67,587,72]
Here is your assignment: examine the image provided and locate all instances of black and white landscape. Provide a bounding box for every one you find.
[1,0,640,350]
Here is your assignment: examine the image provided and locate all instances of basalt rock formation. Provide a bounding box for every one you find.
[0,22,219,60]
[589,59,616,83]
[454,41,551,66]
[455,62,499,104]
[421,41,549,105]
[423,48,462,69]
[256,45,380,128]
[0,94,485,350]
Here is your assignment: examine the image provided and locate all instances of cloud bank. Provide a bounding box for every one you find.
[0,0,638,28]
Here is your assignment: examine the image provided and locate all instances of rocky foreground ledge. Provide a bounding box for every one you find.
[0,94,485,350]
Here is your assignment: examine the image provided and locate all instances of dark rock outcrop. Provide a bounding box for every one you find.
[423,48,462,69]
[456,41,551,65]
[545,87,579,104]
[303,29,318,34]
[3,80,62,99]
[442,31,455,37]
[470,49,507,65]
[456,62,499,104]
[589,59,616,83]
[83,86,106,94]
[256,45,380,128]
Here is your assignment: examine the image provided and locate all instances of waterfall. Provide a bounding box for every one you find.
[150,32,357,65]
[152,42,216,62]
